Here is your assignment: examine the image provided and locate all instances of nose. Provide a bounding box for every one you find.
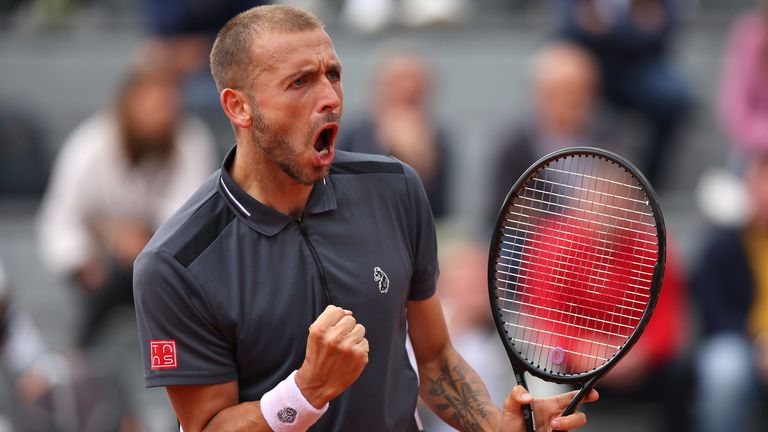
[317,77,342,114]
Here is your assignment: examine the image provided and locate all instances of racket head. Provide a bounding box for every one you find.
[488,146,666,385]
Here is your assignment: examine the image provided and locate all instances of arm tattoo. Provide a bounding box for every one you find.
[426,358,491,432]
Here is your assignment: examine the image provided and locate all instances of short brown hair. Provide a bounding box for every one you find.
[209,5,324,91]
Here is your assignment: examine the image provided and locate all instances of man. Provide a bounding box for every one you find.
[489,41,619,225]
[338,49,451,219]
[693,152,768,432]
[133,5,597,431]
[38,67,216,348]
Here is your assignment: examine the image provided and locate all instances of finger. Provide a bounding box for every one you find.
[313,305,347,328]
[502,385,533,417]
[553,389,599,411]
[496,386,534,432]
[582,389,599,404]
[357,337,370,354]
[551,411,587,431]
[333,315,358,333]
[348,323,366,344]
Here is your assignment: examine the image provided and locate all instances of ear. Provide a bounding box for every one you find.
[220,88,253,129]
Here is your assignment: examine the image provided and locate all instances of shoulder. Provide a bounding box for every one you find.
[330,150,407,175]
[141,172,236,267]
[329,151,426,210]
[330,150,423,195]
[56,112,117,165]
[176,116,216,146]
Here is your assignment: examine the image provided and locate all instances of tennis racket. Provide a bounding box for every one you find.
[487,147,665,432]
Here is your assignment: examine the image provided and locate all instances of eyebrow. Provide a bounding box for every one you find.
[285,61,342,82]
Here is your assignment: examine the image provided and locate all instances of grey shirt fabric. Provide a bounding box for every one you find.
[133,147,439,431]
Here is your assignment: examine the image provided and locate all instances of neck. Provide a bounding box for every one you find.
[231,141,313,217]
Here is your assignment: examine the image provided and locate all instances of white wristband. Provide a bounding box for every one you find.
[260,370,329,431]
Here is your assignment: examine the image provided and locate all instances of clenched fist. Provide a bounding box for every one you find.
[295,305,369,408]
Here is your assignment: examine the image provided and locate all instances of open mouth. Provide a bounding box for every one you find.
[314,125,337,156]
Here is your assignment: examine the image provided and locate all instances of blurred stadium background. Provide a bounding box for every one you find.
[0,0,760,430]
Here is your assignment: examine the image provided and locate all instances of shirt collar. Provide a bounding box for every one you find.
[218,146,337,236]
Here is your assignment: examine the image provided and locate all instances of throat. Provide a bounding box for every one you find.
[231,149,314,216]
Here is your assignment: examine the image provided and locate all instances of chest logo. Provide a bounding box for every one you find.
[373,266,390,293]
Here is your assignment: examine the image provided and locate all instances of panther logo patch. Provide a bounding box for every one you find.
[373,267,390,294]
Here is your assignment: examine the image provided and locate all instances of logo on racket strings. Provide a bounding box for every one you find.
[373,267,390,293]
[551,347,566,366]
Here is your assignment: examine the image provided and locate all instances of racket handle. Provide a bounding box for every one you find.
[514,372,536,432]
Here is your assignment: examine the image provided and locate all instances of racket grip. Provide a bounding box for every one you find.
[514,372,536,432]
[522,403,536,432]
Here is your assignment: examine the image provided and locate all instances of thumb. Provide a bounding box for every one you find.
[498,385,534,432]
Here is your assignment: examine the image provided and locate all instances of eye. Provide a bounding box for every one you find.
[292,77,306,88]
[326,70,340,81]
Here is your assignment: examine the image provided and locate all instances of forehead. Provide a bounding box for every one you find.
[251,29,340,78]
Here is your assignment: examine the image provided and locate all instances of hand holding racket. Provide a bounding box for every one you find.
[488,147,665,431]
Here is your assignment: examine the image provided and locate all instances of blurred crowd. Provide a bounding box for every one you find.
[0,0,767,431]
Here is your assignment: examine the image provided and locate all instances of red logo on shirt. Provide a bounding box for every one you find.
[150,340,177,369]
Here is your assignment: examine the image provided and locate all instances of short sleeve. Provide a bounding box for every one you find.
[133,249,237,387]
[402,163,439,300]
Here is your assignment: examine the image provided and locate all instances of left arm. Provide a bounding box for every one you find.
[407,295,501,431]
[407,295,598,432]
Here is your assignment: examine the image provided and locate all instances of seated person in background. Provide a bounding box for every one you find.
[337,48,452,219]
[489,41,619,224]
[553,0,690,187]
[718,3,768,160]
[595,235,690,432]
[692,152,768,432]
[37,67,217,349]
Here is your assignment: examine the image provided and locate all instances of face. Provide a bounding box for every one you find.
[375,55,431,110]
[125,80,180,145]
[534,53,597,136]
[247,28,343,185]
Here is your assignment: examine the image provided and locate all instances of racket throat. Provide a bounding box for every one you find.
[551,376,601,432]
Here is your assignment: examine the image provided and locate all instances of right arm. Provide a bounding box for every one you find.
[167,306,369,432]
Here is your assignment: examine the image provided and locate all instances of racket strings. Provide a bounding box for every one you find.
[494,155,659,376]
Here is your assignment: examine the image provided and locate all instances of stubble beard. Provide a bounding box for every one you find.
[251,109,328,186]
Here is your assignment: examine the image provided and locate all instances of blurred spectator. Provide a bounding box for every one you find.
[37,67,216,349]
[341,0,468,33]
[0,258,57,429]
[489,41,619,223]
[138,0,270,149]
[420,239,510,432]
[0,105,49,197]
[0,259,148,431]
[597,235,690,432]
[139,0,269,77]
[691,152,768,432]
[718,4,768,158]
[338,49,452,219]
[554,0,690,187]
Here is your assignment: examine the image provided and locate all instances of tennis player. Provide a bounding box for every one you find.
[132,5,597,431]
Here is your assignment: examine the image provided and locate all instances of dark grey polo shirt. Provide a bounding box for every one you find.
[133,148,438,431]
